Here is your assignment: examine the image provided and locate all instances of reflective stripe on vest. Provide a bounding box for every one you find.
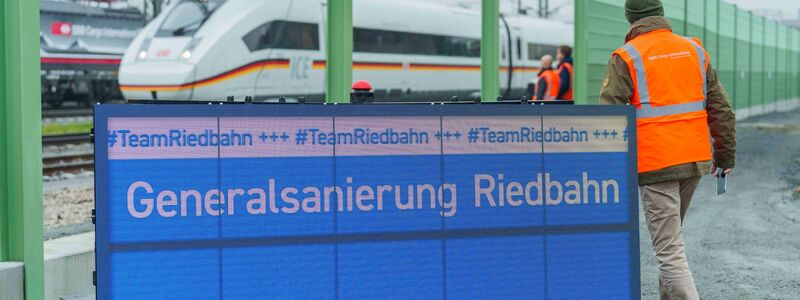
[684,37,708,96]
[618,41,707,119]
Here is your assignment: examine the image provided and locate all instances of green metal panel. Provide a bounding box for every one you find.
[734,9,750,109]
[750,16,765,109]
[793,29,798,98]
[0,0,45,298]
[792,29,797,99]
[481,0,499,101]
[325,0,353,103]
[717,2,736,103]
[574,0,627,104]
[704,0,719,64]
[685,0,705,39]
[794,30,800,98]
[764,20,777,103]
[792,30,797,98]
[662,0,686,35]
[0,0,6,264]
[777,26,788,101]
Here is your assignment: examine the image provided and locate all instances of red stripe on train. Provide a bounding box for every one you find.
[41,57,122,65]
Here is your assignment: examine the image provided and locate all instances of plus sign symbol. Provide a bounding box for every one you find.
[259,132,269,143]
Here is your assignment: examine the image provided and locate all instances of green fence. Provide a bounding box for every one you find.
[751,16,764,110]
[575,0,800,112]
[718,2,736,106]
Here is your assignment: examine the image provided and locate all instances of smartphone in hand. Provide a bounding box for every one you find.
[716,168,727,196]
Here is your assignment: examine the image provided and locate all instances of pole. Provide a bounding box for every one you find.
[481,0,500,101]
[1,0,45,298]
[573,0,587,104]
[325,0,353,103]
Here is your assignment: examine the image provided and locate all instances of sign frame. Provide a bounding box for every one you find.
[94,103,640,299]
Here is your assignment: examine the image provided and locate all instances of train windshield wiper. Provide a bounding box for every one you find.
[172,19,204,36]
[171,0,217,36]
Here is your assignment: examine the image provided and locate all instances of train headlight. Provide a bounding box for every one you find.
[136,38,152,61]
[180,50,192,60]
[180,38,202,61]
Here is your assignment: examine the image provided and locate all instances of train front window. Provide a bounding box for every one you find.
[243,21,320,52]
[157,0,227,37]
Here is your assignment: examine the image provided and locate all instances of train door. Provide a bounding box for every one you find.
[500,20,512,98]
[511,28,529,98]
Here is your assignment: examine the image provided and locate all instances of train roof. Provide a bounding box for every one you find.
[40,1,145,57]
[41,1,144,20]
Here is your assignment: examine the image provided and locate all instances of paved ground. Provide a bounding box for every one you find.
[639,108,800,299]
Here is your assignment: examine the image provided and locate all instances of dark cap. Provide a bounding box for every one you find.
[625,0,665,24]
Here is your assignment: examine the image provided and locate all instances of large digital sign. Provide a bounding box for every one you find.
[94,104,640,299]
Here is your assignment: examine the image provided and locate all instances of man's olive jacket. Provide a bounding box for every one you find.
[600,16,737,185]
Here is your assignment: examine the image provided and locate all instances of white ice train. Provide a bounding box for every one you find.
[119,0,573,102]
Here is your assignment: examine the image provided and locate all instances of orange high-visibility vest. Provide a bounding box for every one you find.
[613,29,712,173]
[535,69,560,100]
[557,62,574,100]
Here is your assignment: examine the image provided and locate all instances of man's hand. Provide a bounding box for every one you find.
[710,166,733,177]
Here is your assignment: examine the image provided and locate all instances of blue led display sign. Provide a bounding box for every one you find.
[94,104,640,299]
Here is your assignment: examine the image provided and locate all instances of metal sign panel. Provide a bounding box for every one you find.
[94,104,639,299]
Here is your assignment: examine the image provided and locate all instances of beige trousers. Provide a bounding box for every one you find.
[640,176,701,300]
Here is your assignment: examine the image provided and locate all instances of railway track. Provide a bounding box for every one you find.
[43,133,93,177]
[43,108,93,119]
[43,133,92,146]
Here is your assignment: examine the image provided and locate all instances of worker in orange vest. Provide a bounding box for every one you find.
[533,55,560,100]
[556,45,574,100]
[600,0,736,299]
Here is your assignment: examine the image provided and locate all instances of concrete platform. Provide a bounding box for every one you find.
[0,262,24,300]
[44,231,95,300]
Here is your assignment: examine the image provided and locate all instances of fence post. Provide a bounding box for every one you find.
[0,0,45,298]
[481,0,500,101]
[325,0,353,103]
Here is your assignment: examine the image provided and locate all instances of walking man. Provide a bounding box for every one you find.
[600,0,737,299]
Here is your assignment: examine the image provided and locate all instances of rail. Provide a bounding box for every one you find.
[43,133,93,177]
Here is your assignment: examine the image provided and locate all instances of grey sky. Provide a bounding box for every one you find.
[724,0,800,20]
[122,0,799,22]
[434,0,799,22]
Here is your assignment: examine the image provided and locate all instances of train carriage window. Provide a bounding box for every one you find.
[446,36,480,57]
[527,43,558,60]
[354,28,408,54]
[516,37,522,60]
[243,21,319,52]
[408,33,437,55]
[354,28,480,57]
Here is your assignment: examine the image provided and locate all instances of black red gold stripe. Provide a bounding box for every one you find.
[121,59,538,92]
[41,57,122,65]
[120,59,290,92]
[313,60,403,70]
